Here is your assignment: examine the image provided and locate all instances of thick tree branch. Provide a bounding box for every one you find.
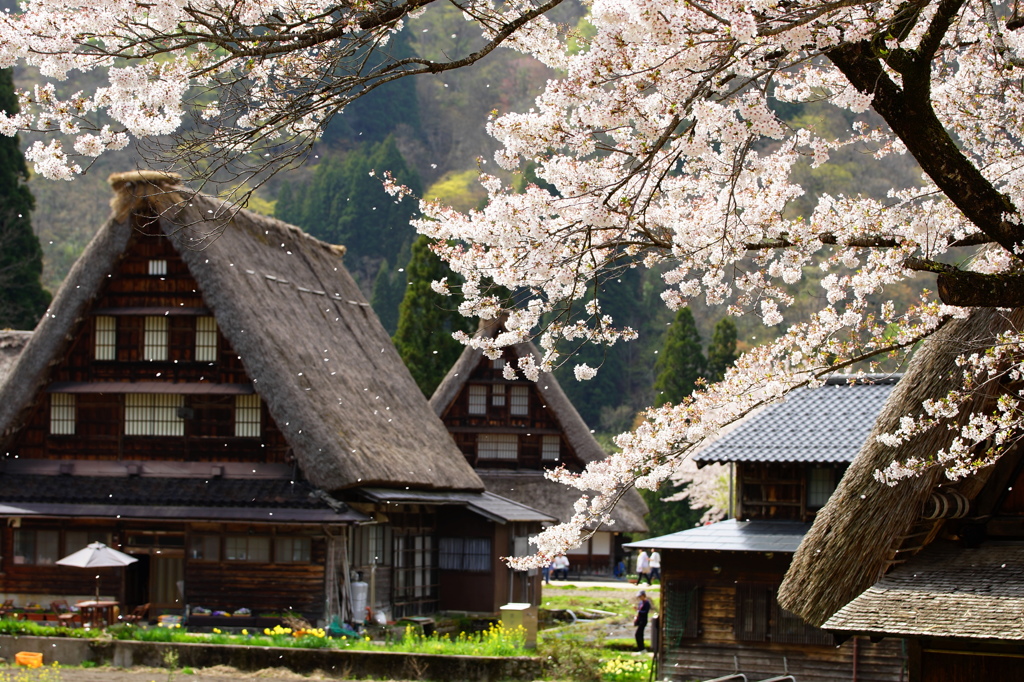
[827,13,1024,262]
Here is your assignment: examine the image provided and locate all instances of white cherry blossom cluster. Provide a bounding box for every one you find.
[5,0,1024,558]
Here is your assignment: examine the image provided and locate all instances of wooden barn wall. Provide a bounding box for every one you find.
[12,232,291,464]
[911,640,1024,682]
[660,549,906,682]
[184,530,327,619]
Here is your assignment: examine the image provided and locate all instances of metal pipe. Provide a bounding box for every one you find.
[754,677,795,682]
[703,675,747,682]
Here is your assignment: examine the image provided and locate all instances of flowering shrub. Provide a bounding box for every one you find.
[601,657,652,682]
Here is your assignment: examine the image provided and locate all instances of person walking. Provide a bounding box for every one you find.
[634,590,652,651]
[649,549,661,584]
[635,549,651,585]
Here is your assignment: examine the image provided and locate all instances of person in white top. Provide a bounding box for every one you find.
[648,549,661,584]
[635,549,651,585]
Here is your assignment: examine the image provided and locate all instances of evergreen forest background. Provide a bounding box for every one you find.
[1,0,931,538]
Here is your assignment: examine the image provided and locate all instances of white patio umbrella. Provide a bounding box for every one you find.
[57,542,138,600]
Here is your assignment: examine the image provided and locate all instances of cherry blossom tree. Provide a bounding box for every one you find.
[5,0,1024,562]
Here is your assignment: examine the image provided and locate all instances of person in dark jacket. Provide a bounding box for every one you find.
[634,590,652,651]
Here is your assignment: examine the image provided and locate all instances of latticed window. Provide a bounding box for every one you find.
[542,435,561,461]
[492,384,506,406]
[195,316,218,362]
[274,537,312,563]
[50,393,75,435]
[143,316,168,361]
[94,315,116,360]
[807,467,836,509]
[225,536,270,562]
[13,530,59,565]
[189,536,220,561]
[234,394,261,437]
[467,385,487,414]
[510,385,529,416]
[125,394,184,436]
[664,583,701,643]
[439,537,492,572]
[393,532,438,617]
[734,584,772,642]
[148,259,167,275]
[478,433,518,460]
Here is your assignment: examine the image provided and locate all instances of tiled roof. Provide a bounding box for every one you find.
[824,542,1024,640]
[624,519,810,553]
[694,376,898,464]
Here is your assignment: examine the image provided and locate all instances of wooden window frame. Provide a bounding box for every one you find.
[195,316,218,362]
[125,394,185,436]
[542,435,560,462]
[143,316,168,361]
[439,537,492,572]
[94,315,117,361]
[49,393,76,435]
[478,433,518,460]
[510,385,529,416]
[467,385,487,415]
[234,394,261,438]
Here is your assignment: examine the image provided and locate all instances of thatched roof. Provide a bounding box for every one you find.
[779,307,1024,627]
[824,542,1024,640]
[0,171,483,493]
[0,331,30,387]
[430,321,648,533]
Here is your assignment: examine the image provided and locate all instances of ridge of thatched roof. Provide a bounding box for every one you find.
[0,172,482,493]
[779,307,1024,627]
[429,320,648,531]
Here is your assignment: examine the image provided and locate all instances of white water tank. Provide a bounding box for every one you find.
[350,581,369,622]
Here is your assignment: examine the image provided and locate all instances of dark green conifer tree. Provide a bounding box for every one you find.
[274,136,421,263]
[707,316,739,382]
[0,67,49,329]
[652,307,706,406]
[393,235,474,396]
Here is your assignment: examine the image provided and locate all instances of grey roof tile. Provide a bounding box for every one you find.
[694,377,898,464]
[624,519,810,553]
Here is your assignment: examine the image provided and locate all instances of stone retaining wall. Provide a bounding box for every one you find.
[0,636,542,681]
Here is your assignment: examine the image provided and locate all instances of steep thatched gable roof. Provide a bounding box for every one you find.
[0,171,483,493]
[430,320,648,532]
[779,307,1024,627]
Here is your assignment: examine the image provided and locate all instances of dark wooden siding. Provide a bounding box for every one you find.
[440,354,584,472]
[660,549,906,682]
[10,232,291,464]
[737,462,847,522]
[911,641,1024,682]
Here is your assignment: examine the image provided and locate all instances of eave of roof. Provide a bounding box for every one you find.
[0,502,368,524]
[824,542,1024,641]
[359,487,555,524]
[624,518,810,553]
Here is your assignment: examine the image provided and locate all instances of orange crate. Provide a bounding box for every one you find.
[15,651,42,668]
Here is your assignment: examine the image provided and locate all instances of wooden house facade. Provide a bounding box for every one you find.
[628,376,907,682]
[782,307,1024,682]
[430,321,648,574]
[0,171,548,624]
